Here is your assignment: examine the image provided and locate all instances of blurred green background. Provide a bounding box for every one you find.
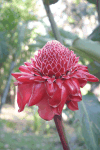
[0,0,100,150]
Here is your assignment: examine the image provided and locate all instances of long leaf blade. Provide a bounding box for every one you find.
[75,93,100,150]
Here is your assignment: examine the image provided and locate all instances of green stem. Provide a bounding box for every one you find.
[42,0,63,44]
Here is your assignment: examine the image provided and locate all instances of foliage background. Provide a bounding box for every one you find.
[0,0,100,150]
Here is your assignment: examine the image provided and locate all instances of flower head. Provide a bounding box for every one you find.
[12,40,99,120]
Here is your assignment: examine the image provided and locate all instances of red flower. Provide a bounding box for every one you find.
[12,40,99,120]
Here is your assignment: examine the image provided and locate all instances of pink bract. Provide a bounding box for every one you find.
[12,40,99,120]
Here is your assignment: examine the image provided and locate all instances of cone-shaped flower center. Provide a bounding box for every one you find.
[34,40,79,78]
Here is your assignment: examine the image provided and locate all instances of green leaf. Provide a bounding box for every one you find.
[70,38,100,63]
[88,61,100,80]
[59,28,78,40]
[88,24,100,41]
[58,28,100,63]
[0,5,20,31]
[29,35,54,49]
[0,0,37,32]
[29,42,44,49]
[75,93,100,150]
[87,0,96,5]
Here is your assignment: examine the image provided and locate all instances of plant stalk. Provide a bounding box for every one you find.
[54,115,70,150]
[42,0,63,44]
[0,61,15,113]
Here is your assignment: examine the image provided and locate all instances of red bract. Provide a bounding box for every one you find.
[12,40,99,120]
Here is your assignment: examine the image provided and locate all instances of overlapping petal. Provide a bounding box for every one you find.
[64,79,78,95]
[58,85,68,114]
[17,83,33,112]
[11,72,31,79]
[28,82,46,106]
[77,78,87,88]
[19,65,31,74]
[85,72,99,82]
[45,81,55,97]
[48,83,62,107]
[37,95,55,121]
[67,101,79,111]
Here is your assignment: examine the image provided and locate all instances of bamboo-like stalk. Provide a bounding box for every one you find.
[42,0,63,44]
[0,61,15,113]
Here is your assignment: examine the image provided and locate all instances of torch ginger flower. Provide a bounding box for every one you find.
[12,40,99,120]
